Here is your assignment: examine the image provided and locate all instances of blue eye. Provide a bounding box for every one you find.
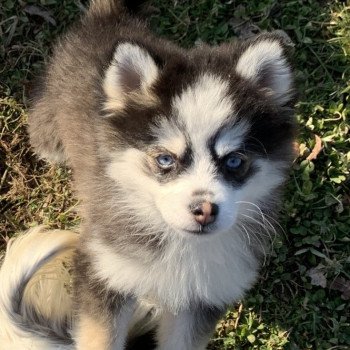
[156,154,175,168]
[225,155,243,170]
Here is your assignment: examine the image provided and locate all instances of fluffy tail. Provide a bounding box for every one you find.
[0,226,78,350]
[88,0,149,16]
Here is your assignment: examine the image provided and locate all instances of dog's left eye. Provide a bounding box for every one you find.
[156,154,175,168]
[224,154,244,171]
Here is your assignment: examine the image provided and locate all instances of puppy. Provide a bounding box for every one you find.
[0,0,297,349]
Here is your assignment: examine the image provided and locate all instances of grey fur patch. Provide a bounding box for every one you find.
[189,302,225,347]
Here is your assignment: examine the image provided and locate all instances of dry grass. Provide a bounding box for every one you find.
[0,97,78,249]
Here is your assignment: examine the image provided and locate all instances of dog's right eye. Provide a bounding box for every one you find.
[156,154,175,169]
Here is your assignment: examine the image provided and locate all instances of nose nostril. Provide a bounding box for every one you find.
[190,201,219,226]
[211,203,219,216]
[192,207,204,216]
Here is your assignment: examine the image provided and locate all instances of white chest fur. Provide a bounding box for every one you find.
[88,231,259,313]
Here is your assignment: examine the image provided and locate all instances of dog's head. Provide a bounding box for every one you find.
[101,33,297,239]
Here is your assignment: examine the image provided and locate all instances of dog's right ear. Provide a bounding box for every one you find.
[235,34,294,107]
[103,43,159,111]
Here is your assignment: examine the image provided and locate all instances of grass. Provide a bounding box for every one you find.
[1,0,349,349]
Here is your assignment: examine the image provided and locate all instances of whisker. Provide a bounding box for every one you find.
[239,223,251,245]
[243,210,277,237]
[236,200,288,240]
[237,223,267,264]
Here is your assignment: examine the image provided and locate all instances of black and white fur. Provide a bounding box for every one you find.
[0,0,297,349]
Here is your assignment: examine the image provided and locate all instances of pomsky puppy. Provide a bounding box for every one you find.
[0,0,297,349]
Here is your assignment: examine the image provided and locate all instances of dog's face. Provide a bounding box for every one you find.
[102,36,296,238]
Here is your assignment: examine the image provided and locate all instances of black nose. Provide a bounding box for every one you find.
[190,201,219,226]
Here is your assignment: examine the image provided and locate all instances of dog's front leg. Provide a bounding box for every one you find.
[75,294,135,350]
[156,304,224,350]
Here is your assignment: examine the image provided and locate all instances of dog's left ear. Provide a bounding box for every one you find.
[103,43,159,111]
[235,35,294,106]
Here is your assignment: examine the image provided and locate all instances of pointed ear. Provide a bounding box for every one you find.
[103,43,159,111]
[236,37,294,106]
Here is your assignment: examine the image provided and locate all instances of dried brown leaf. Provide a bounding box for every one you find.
[306,134,323,161]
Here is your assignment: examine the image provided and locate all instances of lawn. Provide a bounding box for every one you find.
[0,0,349,349]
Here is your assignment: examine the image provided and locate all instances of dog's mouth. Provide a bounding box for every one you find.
[182,224,217,235]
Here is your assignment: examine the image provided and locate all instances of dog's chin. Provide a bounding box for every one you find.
[170,222,232,238]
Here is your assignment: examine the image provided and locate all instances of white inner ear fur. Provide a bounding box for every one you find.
[236,40,292,106]
[103,43,159,111]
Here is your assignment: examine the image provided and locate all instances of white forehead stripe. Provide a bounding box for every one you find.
[172,74,233,146]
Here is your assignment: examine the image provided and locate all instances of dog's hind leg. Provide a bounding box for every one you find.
[75,313,111,350]
[75,297,136,350]
[74,249,137,349]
